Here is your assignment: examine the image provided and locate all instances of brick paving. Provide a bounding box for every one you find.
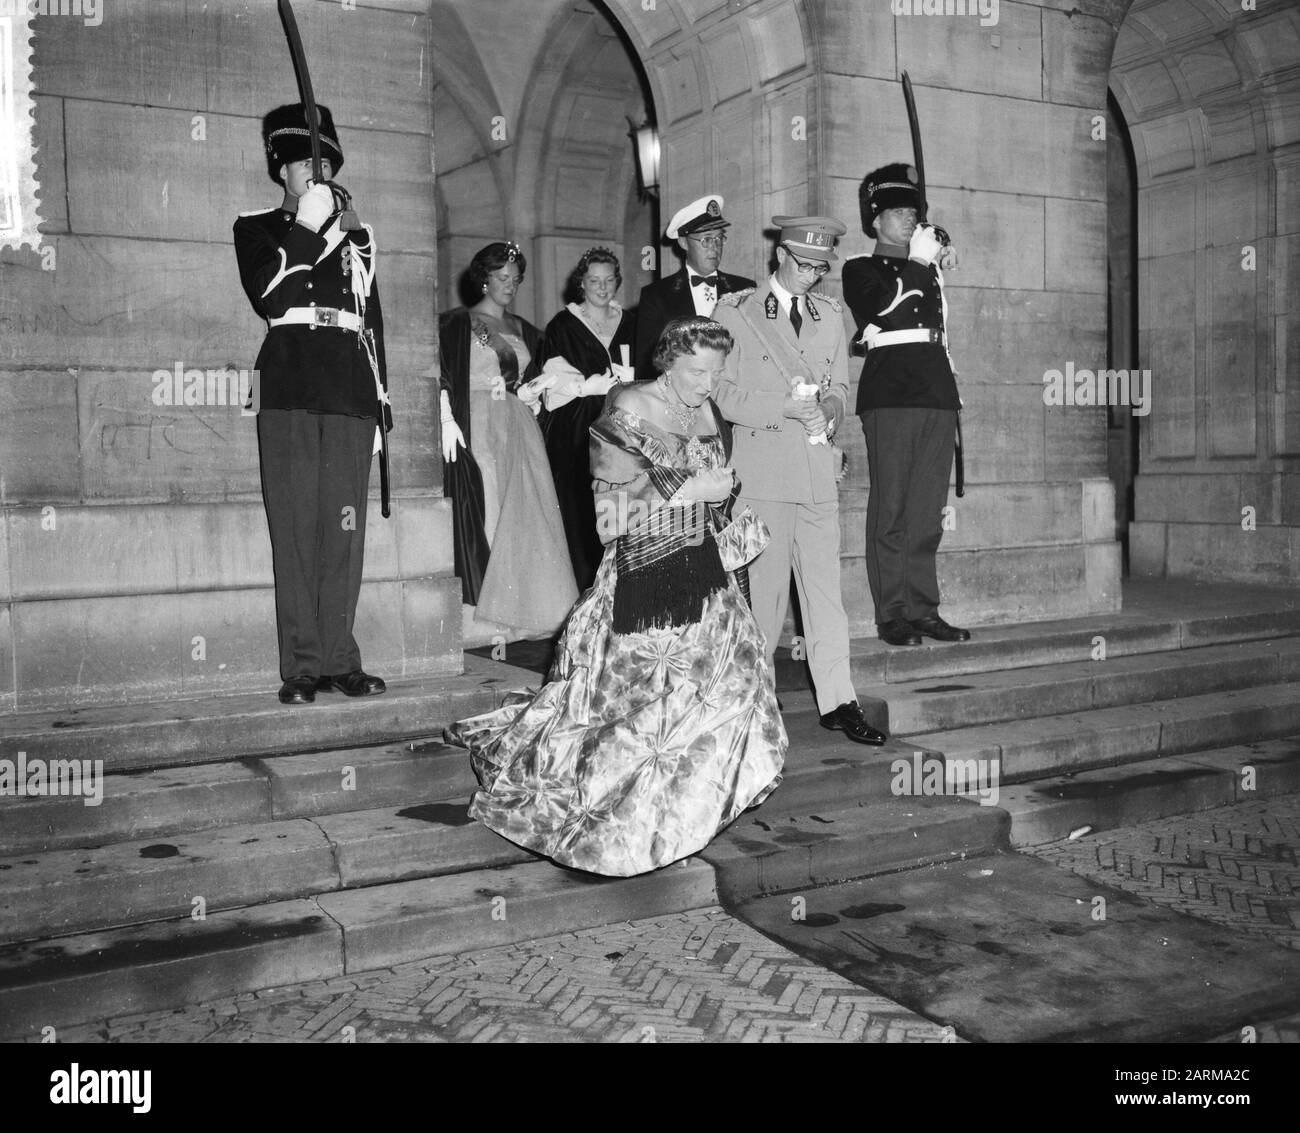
[1024,794,1300,953]
[40,908,954,1044]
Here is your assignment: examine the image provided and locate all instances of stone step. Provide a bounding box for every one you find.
[995,736,1300,848]
[0,740,474,857]
[0,798,535,943]
[0,655,534,774]
[874,637,1300,736]
[774,603,1300,691]
[0,857,718,1040]
[909,681,1300,782]
[701,793,1009,906]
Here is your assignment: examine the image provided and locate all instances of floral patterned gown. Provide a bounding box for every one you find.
[446,397,787,877]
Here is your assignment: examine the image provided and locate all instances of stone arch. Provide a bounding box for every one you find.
[1110,0,1300,583]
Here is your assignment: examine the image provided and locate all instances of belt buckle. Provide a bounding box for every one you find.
[929,328,941,344]
[313,307,339,328]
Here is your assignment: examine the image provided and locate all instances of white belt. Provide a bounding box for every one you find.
[864,327,945,349]
[269,306,364,332]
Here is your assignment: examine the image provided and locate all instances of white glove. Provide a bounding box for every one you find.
[295,183,334,233]
[582,371,618,397]
[440,390,465,462]
[516,378,544,415]
[908,222,943,266]
[792,381,828,445]
[610,362,635,385]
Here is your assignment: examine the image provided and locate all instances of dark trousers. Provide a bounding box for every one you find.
[860,407,957,625]
[257,409,374,680]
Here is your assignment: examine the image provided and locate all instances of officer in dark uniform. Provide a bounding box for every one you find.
[633,194,755,379]
[233,103,391,703]
[843,163,971,647]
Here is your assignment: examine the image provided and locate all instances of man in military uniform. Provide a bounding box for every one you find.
[634,194,755,379]
[233,103,391,704]
[843,163,969,648]
[712,216,885,745]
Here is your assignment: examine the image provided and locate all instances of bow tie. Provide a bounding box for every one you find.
[690,273,719,288]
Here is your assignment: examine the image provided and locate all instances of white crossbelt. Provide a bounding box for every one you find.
[860,327,945,349]
[268,306,364,331]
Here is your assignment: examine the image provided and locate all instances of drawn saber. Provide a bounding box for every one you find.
[902,69,963,497]
[277,0,390,516]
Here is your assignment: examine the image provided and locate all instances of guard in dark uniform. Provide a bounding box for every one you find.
[233,103,391,703]
[633,194,755,379]
[843,163,971,647]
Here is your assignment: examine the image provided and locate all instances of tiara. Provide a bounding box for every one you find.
[503,240,522,262]
[581,245,614,262]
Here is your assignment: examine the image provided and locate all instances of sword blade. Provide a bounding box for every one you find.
[901,70,928,223]
[277,0,323,184]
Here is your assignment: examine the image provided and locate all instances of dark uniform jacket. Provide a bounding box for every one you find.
[233,206,389,423]
[633,266,755,379]
[842,247,959,413]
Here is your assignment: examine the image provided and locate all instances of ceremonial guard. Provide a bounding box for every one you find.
[234,103,392,704]
[843,164,969,647]
[712,216,885,746]
[633,194,755,378]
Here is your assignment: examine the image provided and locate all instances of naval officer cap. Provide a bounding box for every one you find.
[262,102,345,184]
[666,194,729,239]
[773,215,847,262]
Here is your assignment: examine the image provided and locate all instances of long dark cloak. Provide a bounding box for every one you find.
[536,306,637,591]
[438,306,543,605]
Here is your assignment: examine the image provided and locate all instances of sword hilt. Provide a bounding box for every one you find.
[324,179,361,231]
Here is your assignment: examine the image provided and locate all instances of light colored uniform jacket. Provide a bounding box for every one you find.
[711,280,849,504]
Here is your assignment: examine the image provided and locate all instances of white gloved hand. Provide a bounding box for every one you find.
[610,362,636,385]
[791,380,828,445]
[441,417,465,462]
[908,222,944,266]
[582,371,618,397]
[295,183,335,233]
[439,390,465,462]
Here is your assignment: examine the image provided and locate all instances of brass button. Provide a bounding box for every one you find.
[305,281,313,290]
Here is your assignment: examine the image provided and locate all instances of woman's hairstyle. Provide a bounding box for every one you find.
[563,246,622,305]
[469,241,526,288]
[652,316,735,374]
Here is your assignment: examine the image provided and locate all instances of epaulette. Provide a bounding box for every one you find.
[714,287,755,308]
[812,292,842,313]
[237,207,276,218]
[842,252,872,263]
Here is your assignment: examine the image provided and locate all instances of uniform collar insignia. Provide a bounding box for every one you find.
[806,296,821,321]
[764,292,778,320]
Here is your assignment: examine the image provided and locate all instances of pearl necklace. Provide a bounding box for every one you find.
[658,375,699,432]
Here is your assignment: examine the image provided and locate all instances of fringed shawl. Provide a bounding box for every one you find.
[589,400,735,634]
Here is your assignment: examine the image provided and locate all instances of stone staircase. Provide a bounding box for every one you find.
[1,581,1299,1037]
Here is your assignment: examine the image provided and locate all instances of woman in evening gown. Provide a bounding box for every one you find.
[438,241,578,643]
[446,317,786,877]
[533,247,637,591]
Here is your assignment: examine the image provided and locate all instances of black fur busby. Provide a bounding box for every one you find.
[859,162,921,233]
[262,103,345,184]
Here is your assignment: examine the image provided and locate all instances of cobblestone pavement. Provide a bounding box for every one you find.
[1024,795,1300,951]
[43,908,954,1044]
[1025,793,1300,1043]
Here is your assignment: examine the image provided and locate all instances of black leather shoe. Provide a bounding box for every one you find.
[878,618,923,647]
[317,670,387,697]
[278,676,317,705]
[819,701,887,746]
[910,615,971,642]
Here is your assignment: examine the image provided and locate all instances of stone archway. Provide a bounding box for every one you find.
[1111,0,1300,584]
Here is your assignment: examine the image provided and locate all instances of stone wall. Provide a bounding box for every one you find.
[1113,0,1300,584]
[0,0,456,711]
